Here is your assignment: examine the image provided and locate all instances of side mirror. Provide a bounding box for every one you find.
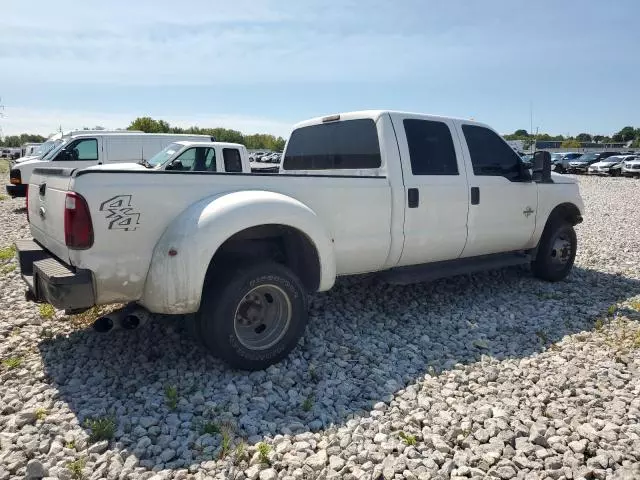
[165,160,183,171]
[55,150,71,161]
[532,151,552,183]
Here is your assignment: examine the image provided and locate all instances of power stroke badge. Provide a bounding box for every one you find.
[99,195,141,231]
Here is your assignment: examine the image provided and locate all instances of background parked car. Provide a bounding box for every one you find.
[567,151,620,174]
[554,152,582,173]
[621,156,640,178]
[588,155,636,176]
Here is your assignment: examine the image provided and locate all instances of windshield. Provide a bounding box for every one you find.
[33,141,57,158]
[147,143,183,167]
[40,139,67,161]
[577,153,598,162]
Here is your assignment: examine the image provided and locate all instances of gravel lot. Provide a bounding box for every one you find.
[1,170,640,480]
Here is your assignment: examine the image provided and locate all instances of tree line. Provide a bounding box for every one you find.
[505,126,640,149]
[127,117,287,151]
[0,117,287,151]
[0,133,48,148]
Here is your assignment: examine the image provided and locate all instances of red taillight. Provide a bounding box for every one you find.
[64,192,94,249]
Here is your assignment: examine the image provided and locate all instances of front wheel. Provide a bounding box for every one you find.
[531,219,577,282]
[197,262,308,370]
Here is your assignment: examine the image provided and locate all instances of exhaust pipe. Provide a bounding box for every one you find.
[92,315,114,333]
[92,306,150,333]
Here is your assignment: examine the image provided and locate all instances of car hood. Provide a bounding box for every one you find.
[590,161,619,167]
[550,172,577,184]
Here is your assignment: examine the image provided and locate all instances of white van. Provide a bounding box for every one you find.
[21,143,43,158]
[6,132,212,197]
[12,130,144,166]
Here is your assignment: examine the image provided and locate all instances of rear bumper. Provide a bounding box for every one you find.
[5,184,27,197]
[15,239,95,311]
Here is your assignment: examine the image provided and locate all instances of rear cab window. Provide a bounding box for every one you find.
[403,119,459,175]
[223,148,243,172]
[282,119,381,173]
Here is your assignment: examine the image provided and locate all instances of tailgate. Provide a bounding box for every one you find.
[28,167,75,264]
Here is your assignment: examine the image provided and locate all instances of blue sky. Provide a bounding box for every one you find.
[1,0,639,138]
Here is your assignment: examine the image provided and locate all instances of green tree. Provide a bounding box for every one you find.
[514,129,529,137]
[561,139,581,148]
[0,134,47,147]
[576,133,592,142]
[127,117,171,133]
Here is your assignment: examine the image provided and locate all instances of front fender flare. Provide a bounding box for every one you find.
[140,190,336,314]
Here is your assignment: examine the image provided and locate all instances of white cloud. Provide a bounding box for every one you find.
[0,106,293,138]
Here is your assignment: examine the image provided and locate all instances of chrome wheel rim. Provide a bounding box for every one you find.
[233,284,292,350]
[550,231,572,267]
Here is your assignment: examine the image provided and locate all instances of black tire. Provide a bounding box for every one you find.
[531,218,577,282]
[555,165,565,174]
[197,262,308,370]
[610,169,620,177]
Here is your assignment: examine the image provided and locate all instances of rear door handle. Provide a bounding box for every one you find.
[470,187,480,205]
[408,188,419,208]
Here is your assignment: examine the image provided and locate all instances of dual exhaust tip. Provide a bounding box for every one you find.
[92,307,148,333]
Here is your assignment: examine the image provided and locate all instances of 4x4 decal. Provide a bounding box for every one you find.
[99,195,141,231]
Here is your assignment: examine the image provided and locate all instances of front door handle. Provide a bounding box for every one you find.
[408,188,419,208]
[470,187,480,205]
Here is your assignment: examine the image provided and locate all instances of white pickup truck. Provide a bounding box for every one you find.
[16,110,584,370]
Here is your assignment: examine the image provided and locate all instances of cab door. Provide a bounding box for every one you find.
[391,115,470,266]
[456,123,538,258]
[50,137,102,169]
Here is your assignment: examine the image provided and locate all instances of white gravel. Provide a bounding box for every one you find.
[1,171,640,480]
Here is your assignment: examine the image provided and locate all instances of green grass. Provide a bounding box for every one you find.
[201,421,220,435]
[84,417,116,443]
[35,407,48,421]
[1,357,22,370]
[0,244,16,261]
[257,442,272,465]
[67,457,86,479]
[219,428,232,459]
[38,303,56,319]
[0,194,7,201]
[0,160,9,174]
[399,431,417,446]
[65,440,76,450]
[165,385,178,410]
[233,441,248,465]
[302,396,314,412]
[595,318,604,331]
[607,304,617,317]
[630,300,640,311]
[1,264,16,274]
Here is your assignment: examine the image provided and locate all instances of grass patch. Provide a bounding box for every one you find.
[594,318,604,331]
[630,300,640,311]
[67,457,86,480]
[257,442,272,465]
[233,441,248,465]
[219,427,232,459]
[0,244,16,261]
[39,303,56,319]
[0,160,9,174]
[1,264,16,274]
[201,421,220,435]
[2,356,22,370]
[301,396,314,412]
[0,194,7,201]
[35,407,48,421]
[65,440,76,450]
[165,385,178,410]
[607,304,617,317]
[84,416,116,443]
[399,431,417,446]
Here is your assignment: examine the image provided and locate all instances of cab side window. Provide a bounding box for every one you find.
[59,139,98,161]
[223,148,243,172]
[172,147,217,171]
[462,125,521,180]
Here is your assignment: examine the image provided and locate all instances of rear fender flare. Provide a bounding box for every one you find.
[141,190,336,314]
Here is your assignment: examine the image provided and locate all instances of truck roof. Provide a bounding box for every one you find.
[172,141,245,149]
[62,132,212,139]
[292,110,490,130]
